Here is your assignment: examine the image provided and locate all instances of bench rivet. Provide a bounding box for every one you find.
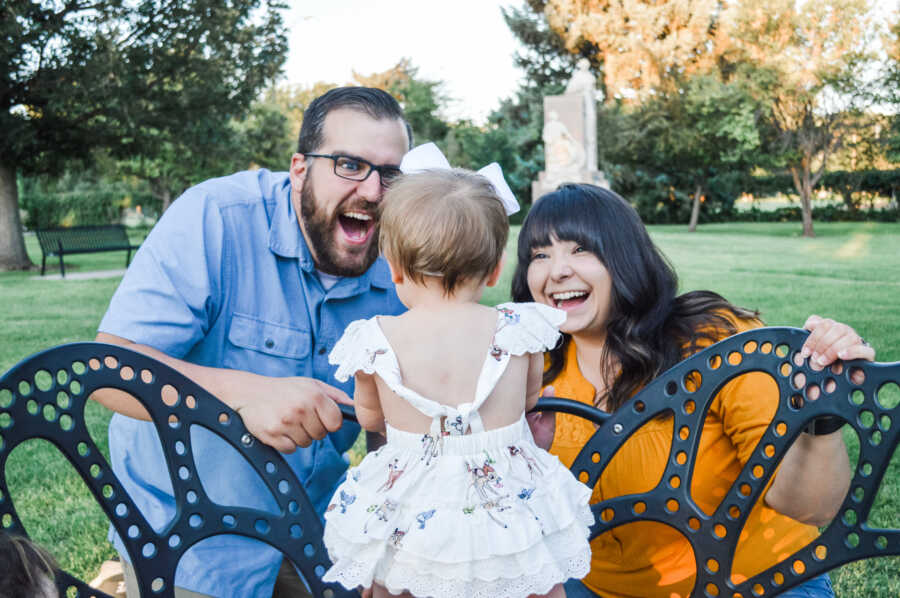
[241,433,254,446]
[613,423,624,434]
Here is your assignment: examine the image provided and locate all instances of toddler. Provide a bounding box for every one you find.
[322,150,593,598]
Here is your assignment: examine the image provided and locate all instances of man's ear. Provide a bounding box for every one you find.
[485,253,506,288]
[288,153,308,190]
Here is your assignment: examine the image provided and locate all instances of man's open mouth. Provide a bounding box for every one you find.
[338,210,375,244]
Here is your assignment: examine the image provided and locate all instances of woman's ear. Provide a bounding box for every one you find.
[485,252,506,288]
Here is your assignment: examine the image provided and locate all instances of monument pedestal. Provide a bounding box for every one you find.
[532,59,609,201]
[532,169,609,202]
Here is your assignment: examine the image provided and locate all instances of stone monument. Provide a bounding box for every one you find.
[532,59,609,200]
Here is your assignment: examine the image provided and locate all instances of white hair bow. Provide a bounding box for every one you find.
[399,142,520,215]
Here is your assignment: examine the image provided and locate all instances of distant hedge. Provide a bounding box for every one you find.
[20,186,159,230]
[609,168,899,225]
[730,204,898,223]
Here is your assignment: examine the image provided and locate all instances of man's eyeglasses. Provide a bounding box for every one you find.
[304,153,403,188]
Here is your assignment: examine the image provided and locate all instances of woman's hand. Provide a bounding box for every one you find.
[527,387,558,450]
[801,315,874,369]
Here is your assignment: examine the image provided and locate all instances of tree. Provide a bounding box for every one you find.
[620,75,761,230]
[537,0,731,102]
[354,59,450,144]
[729,0,878,237]
[883,12,900,164]
[1,0,287,269]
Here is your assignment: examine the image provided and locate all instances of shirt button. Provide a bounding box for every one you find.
[264,338,275,349]
[318,347,327,355]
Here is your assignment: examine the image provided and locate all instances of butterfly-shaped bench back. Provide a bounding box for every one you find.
[1,328,897,597]
[0,342,357,598]
[533,326,899,597]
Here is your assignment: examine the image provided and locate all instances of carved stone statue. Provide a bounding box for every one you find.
[542,110,585,173]
[565,58,595,95]
[532,60,608,200]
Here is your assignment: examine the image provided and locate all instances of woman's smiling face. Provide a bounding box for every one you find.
[526,236,614,338]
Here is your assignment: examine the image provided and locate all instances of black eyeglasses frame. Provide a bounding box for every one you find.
[304,153,403,188]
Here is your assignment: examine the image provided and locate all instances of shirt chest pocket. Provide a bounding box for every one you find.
[225,312,311,377]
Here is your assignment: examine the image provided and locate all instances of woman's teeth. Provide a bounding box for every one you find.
[552,291,587,307]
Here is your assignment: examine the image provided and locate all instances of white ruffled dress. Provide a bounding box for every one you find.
[322,302,594,598]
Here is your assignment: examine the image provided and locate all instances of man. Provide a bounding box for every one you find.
[92,87,412,597]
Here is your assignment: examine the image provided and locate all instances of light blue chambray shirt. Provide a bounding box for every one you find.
[99,169,404,597]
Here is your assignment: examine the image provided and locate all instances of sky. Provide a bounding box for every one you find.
[283,1,525,123]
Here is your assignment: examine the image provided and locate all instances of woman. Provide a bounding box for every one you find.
[512,184,873,598]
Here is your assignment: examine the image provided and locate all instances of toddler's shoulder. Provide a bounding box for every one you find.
[492,302,565,355]
[328,317,392,382]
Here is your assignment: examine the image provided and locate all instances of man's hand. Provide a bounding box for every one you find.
[234,376,349,454]
[91,332,350,454]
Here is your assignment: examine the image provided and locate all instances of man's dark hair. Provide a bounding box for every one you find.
[297,86,412,154]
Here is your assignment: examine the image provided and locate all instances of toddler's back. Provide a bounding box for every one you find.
[375,303,532,434]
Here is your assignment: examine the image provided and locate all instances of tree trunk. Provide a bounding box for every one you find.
[161,188,172,213]
[0,161,33,270]
[150,176,174,213]
[688,184,703,233]
[790,166,816,238]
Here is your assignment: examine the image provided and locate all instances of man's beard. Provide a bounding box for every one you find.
[299,178,380,277]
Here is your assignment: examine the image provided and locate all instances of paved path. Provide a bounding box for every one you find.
[31,269,127,281]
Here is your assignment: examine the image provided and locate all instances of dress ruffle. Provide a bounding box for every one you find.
[322,420,593,597]
[492,302,565,356]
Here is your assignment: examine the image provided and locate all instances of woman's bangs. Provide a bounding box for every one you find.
[519,192,603,260]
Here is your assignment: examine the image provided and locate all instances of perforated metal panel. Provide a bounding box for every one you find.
[1,328,897,597]
[536,326,900,598]
[0,343,356,598]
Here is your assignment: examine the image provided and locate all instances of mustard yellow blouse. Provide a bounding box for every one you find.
[547,325,818,598]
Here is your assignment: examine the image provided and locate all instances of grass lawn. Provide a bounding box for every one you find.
[2,222,899,596]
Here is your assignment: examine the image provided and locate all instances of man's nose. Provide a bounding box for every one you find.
[357,171,384,203]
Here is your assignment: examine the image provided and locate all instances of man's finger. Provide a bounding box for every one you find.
[270,434,297,454]
[317,395,345,433]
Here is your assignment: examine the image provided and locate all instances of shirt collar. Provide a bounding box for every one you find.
[267,179,393,290]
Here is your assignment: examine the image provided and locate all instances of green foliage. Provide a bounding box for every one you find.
[743,169,900,202]
[501,1,591,93]
[608,75,762,224]
[393,76,450,145]
[2,0,287,176]
[1,0,289,267]
[19,172,158,229]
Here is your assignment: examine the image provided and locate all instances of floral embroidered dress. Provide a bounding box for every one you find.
[322,302,594,598]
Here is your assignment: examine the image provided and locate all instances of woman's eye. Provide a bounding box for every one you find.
[530,250,548,260]
[573,246,585,253]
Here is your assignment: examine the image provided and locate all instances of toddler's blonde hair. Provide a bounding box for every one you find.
[380,168,509,294]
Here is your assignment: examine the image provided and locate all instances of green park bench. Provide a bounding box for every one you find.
[36,225,141,277]
[0,328,897,597]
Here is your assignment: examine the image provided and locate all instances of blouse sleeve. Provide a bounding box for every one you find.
[493,302,566,355]
[704,318,779,467]
[328,318,383,382]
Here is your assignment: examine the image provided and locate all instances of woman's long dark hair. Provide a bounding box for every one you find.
[511,184,759,412]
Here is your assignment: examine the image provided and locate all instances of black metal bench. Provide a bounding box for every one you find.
[35,225,141,277]
[0,329,897,597]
